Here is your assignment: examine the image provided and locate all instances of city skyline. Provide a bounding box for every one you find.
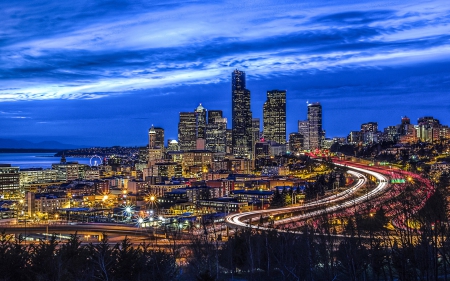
[1,0,449,146]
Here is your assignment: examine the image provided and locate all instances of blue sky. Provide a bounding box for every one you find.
[1,0,449,146]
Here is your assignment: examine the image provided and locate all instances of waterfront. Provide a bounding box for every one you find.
[0,153,91,169]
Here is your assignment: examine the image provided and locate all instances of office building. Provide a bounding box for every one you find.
[148,125,165,148]
[263,90,286,144]
[417,116,441,142]
[206,116,227,153]
[178,112,197,151]
[307,102,322,150]
[298,120,310,150]
[195,104,207,140]
[289,133,303,154]
[0,164,20,198]
[231,69,253,158]
[208,110,223,124]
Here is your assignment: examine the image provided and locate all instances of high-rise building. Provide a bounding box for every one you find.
[252,118,261,158]
[148,125,164,148]
[0,164,20,198]
[298,120,310,150]
[400,116,411,136]
[307,102,322,150]
[231,69,252,158]
[361,122,378,144]
[263,90,286,144]
[178,112,197,151]
[226,129,233,154]
[361,122,378,134]
[195,104,207,140]
[208,110,223,124]
[206,116,227,153]
[417,116,440,142]
[289,133,303,154]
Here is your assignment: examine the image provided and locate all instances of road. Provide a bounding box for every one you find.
[225,160,390,232]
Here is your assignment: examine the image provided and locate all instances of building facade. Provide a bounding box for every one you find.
[263,90,286,144]
[178,112,197,151]
[231,69,253,158]
[307,102,322,150]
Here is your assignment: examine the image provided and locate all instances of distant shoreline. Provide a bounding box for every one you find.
[0,149,64,154]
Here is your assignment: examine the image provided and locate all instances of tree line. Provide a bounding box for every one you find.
[0,173,448,281]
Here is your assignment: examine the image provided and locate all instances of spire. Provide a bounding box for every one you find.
[60,152,66,164]
[195,103,205,112]
[149,124,156,134]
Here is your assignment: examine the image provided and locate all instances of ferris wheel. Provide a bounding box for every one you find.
[90,155,103,167]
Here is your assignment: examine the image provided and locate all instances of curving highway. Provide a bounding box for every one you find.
[225,162,389,232]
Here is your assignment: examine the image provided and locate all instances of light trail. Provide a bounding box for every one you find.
[225,165,389,231]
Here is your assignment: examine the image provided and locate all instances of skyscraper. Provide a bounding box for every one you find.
[148,125,164,148]
[231,69,252,158]
[307,102,322,150]
[206,116,227,153]
[195,103,207,140]
[298,120,310,150]
[263,90,286,144]
[208,110,223,124]
[289,133,303,154]
[178,112,197,151]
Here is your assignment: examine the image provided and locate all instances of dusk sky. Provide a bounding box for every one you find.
[1,0,449,147]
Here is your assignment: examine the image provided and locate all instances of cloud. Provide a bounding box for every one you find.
[0,0,449,102]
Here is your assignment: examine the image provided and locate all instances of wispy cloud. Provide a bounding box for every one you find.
[0,0,449,101]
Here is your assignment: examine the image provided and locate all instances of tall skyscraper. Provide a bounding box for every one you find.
[251,118,260,158]
[178,112,197,151]
[263,90,286,144]
[298,120,310,150]
[231,69,252,158]
[307,102,322,150]
[206,116,227,153]
[149,125,165,148]
[289,133,303,154]
[195,104,207,140]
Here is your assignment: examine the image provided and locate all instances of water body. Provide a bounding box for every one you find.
[0,153,91,169]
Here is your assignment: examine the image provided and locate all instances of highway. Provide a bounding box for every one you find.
[225,161,390,232]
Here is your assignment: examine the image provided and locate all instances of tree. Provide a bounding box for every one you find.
[270,188,283,208]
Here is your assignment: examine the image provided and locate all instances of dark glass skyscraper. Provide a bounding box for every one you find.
[178,112,197,151]
[195,103,207,139]
[149,125,165,148]
[307,102,322,150]
[263,90,286,144]
[231,69,252,158]
[208,110,223,124]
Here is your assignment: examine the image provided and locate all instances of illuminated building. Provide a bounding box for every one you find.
[208,110,223,124]
[178,112,197,151]
[206,112,227,153]
[26,192,69,216]
[417,116,441,142]
[298,120,310,150]
[0,164,20,198]
[288,133,303,154]
[231,69,253,158]
[167,139,180,151]
[148,125,165,148]
[263,90,286,144]
[195,103,207,140]
[252,118,260,158]
[19,168,58,190]
[307,102,323,150]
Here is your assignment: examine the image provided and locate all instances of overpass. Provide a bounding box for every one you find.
[225,161,390,232]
